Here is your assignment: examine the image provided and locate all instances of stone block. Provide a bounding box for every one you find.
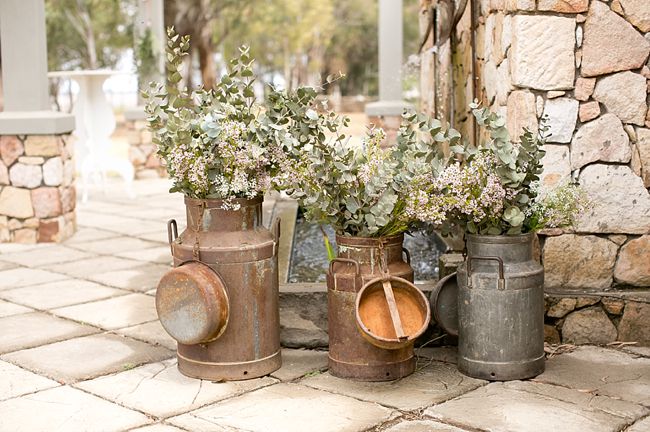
[601,297,625,315]
[544,324,561,344]
[383,420,468,432]
[543,234,618,290]
[63,160,74,186]
[9,163,42,188]
[618,302,650,345]
[145,153,162,168]
[618,0,650,32]
[571,114,631,170]
[577,164,650,234]
[23,135,61,157]
[510,15,575,90]
[129,146,146,166]
[547,91,565,99]
[504,0,535,11]
[574,77,596,101]
[562,306,618,344]
[540,145,571,189]
[593,71,647,126]
[506,90,538,139]
[0,164,8,185]
[634,127,650,187]
[0,186,33,218]
[578,101,600,122]
[0,360,58,401]
[582,1,650,77]
[42,156,63,186]
[31,187,61,218]
[60,186,76,213]
[0,136,24,166]
[548,297,577,318]
[17,156,44,165]
[12,229,36,244]
[38,218,60,242]
[614,235,650,286]
[538,0,588,13]
[542,97,578,143]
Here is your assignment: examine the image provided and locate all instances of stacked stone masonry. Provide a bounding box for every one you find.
[474,0,650,292]
[125,120,166,179]
[0,135,76,243]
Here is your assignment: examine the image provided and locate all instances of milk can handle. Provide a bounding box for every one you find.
[329,258,360,276]
[167,219,178,245]
[466,256,505,290]
[402,247,411,265]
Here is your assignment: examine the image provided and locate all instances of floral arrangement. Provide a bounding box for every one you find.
[275,109,461,237]
[405,103,590,235]
[145,29,330,210]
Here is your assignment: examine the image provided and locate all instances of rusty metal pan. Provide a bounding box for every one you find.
[430,272,459,337]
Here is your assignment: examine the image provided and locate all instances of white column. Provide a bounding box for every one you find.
[0,0,50,111]
[366,0,411,117]
[378,0,403,102]
[0,0,74,134]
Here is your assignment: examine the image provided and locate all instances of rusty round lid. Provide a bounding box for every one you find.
[355,276,431,350]
[430,272,459,337]
[156,261,229,345]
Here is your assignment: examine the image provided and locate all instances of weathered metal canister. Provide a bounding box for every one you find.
[156,196,281,381]
[327,234,417,381]
[457,233,545,381]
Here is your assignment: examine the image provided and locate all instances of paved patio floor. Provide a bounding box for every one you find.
[0,179,649,432]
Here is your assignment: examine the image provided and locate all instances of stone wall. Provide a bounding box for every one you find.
[473,0,650,290]
[0,134,76,243]
[124,120,166,179]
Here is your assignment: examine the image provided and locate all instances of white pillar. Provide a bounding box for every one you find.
[0,0,74,134]
[366,0,411,124]
[378,0,403,102]
[0,0,50,111]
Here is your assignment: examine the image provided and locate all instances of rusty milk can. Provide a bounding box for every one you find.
[328,234,428,381]
[156,196,281,380]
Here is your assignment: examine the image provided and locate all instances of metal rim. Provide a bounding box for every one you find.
[156,261,230,345]
[466,232,534,245]
[430,272,459,337]
[355,275,431,349]
[184,195,263,208]
[336,234,405,248]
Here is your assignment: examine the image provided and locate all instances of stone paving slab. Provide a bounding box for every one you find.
[622,346,650,357]
[0,299,33,317]
[3,333,172,383]
[0,360,59,401]
[169,383,395,432]
[270,349,328,382]
[116,246,173,265]
[535,346,650,406]
[0,260,18,271]
[0,267,67,290]
[0,245,95,267]
[301,361,485,411]
[0,312,98,354]
[63,227,120,244]
[426,381,648,432]
[99,220,168,237]
[415,346,458,364]
[116,320,176,350]
[130,424,187,432]
[0,385,150,432]
[0,279,126,310]
[136,230,170,244]
[43,255,145,278]
[71,236,164,255]
[87,264,170,292]
[383,420,470,432]
[627,416,650,432]
[77,359,278,418]
[52,293,158,330]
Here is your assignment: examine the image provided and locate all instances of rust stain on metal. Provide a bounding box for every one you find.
[327,234,423,381]
[157,196,281,381]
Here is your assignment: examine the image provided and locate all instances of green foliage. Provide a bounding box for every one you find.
[135,27,158,91]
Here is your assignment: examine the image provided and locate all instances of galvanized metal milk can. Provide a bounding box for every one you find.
[156,196,281,381]
[457,233,545,381]
[327,234,428,381]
